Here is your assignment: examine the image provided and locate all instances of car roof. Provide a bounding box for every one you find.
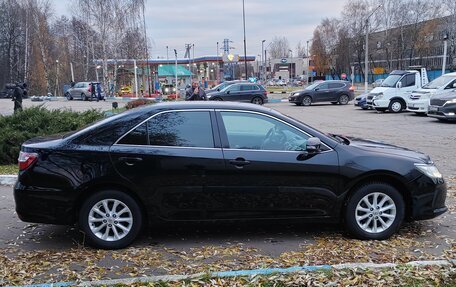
[131,101,272,114]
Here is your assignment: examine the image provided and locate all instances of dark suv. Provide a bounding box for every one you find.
[427,89,456,121]
[289,80,355,106]
[207,83,268,105]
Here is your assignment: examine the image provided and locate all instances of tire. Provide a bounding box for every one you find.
[388,99,404,113]
[339,94,350,105]
[302,96,312,106]
[212,97,223,101]
[65,93,73,100]
[251,97,264,105]
[345,183,404,240]
[82,93,88,101]
[79,189,143,249]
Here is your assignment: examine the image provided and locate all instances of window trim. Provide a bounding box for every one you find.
[114,109,217,149]
[215,109,333,153]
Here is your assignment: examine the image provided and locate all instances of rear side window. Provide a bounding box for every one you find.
[241,85,258,91]
[329,83,345,89]
[148,111,214,148]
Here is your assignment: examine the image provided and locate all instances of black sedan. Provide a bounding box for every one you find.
[289,80,355,106]
[207,83,268,105]
[15,102,447,249]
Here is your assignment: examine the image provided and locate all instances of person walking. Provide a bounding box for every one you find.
[12,83,24,113]
[96,83,103,102]
[90,82,96,101]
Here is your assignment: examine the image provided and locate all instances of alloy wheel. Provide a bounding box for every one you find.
[88,199,133,242]
[339,95,349,105]
[355,192,396,234]
[252,97,263,105]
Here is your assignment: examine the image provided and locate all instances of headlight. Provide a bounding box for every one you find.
[444,98,456,105]
[165,88,169,92]
[293,92,301,96]
[415,163,443,181]
[373,93,383,100]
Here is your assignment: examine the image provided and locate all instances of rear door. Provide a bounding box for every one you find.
[328,82,346,101]
[205,110,341,220]
[110,110,225,220]
[223,84,242,101]
[239,84,257,102]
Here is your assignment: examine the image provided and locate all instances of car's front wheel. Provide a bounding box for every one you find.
[345,183,404,240]
[389,99,404,113]
[302,96,312,106]
[79,190,143,249]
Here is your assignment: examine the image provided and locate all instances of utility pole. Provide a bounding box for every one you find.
[242,0,248,80]
[306,40,311,84]
[364,4,382,93]
[261,40,265,81]
[70,62,75,82]
[55,60,59,97]
[134,59,138,98]
[216,41,220,83]
[166,46,169,61]
[174,49,178,100]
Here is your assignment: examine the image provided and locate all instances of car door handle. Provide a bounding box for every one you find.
[118,157,143,166]
[229,158,250,168]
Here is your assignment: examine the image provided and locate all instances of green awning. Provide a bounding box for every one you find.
[158,65,192,77]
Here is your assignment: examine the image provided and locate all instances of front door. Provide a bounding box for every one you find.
[314,83,331,102]
[205,110,340,220]
[110,110,225,220]
[223,84,242,101]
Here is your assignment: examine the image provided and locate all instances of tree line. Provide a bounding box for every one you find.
[0,0,148,96]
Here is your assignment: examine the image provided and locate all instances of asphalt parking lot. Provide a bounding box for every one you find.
[1,99,455,285]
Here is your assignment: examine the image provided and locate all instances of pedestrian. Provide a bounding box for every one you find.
[12,83,24,113]
[96,83,103,102]
[198,83,206,100]
[90,82,96,101]
[185,83,198,101]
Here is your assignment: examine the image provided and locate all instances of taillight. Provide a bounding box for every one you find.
[349,85,355,91]
[263,91,268,97]
[18,151,38,171]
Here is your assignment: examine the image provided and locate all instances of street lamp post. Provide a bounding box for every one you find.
[166,46,169,62]
[216,41,220,83]
[242,0,248,80]
[174,49,178,101]
[364,4,382,93]
[306,39,312,84]
[261,40,265,81]
[443,34,448,75]
[55,59,59,97]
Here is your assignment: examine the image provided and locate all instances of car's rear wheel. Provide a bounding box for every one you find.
[345,183,404,240]
[339,94,350,105]
[251,97,264,105]
[389,99,404,113]
[79,190,142,249]
[302,96,312,106]
[212,97,223,101]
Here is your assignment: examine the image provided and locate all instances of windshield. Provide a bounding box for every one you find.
[305,82,321,90]
[381,75,402,87]
[422,76,456,89]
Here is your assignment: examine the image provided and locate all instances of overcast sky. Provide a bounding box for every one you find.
[54,0,346,58]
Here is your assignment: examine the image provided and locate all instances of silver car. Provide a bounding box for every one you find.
[65,82,99,101]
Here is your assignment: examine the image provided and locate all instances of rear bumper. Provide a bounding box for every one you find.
[14,181,76,225]
[406,100,428,113]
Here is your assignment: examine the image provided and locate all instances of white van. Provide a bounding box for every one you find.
[367,68,428,113]
[406,72,456,115]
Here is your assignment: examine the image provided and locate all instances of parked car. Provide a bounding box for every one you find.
[206,80,248,94]
[0,88,13,99]
[372,79,384,88]
[427,89,456,121]
[207,83,268,105]
[288,80,355,106]
[65,82,101,101]
[161,84,176,95]
[407,72,456,115]
[14,101,447,249]
[368,68,428,113]
[354,93,370,110]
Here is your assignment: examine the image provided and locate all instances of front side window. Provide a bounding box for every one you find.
[220,112,309,151]
[226,84,241,92]
[317,83,329,90]
[118,123,148,145]
[401,74,416,87]
[148,111,214,148]
[329,83,345,89]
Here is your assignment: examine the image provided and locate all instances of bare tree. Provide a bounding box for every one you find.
[268,36,290,58]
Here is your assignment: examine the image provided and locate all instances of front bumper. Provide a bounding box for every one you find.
[372,99,390,109]
[288,95,302,104]
[407,99,429,113]
[427,103,456,120]
[409,175,447,221]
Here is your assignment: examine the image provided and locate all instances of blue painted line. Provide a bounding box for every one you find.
[212,265,332,277]
[3,281,76,287]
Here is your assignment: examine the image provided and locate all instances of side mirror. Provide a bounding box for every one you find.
[396,81,402,89]
[314,88,320,91]
[226,90,231,94]
[306,137,322,152]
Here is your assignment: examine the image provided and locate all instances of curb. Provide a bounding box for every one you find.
[4,259,455,287]
[0,175,16,186]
